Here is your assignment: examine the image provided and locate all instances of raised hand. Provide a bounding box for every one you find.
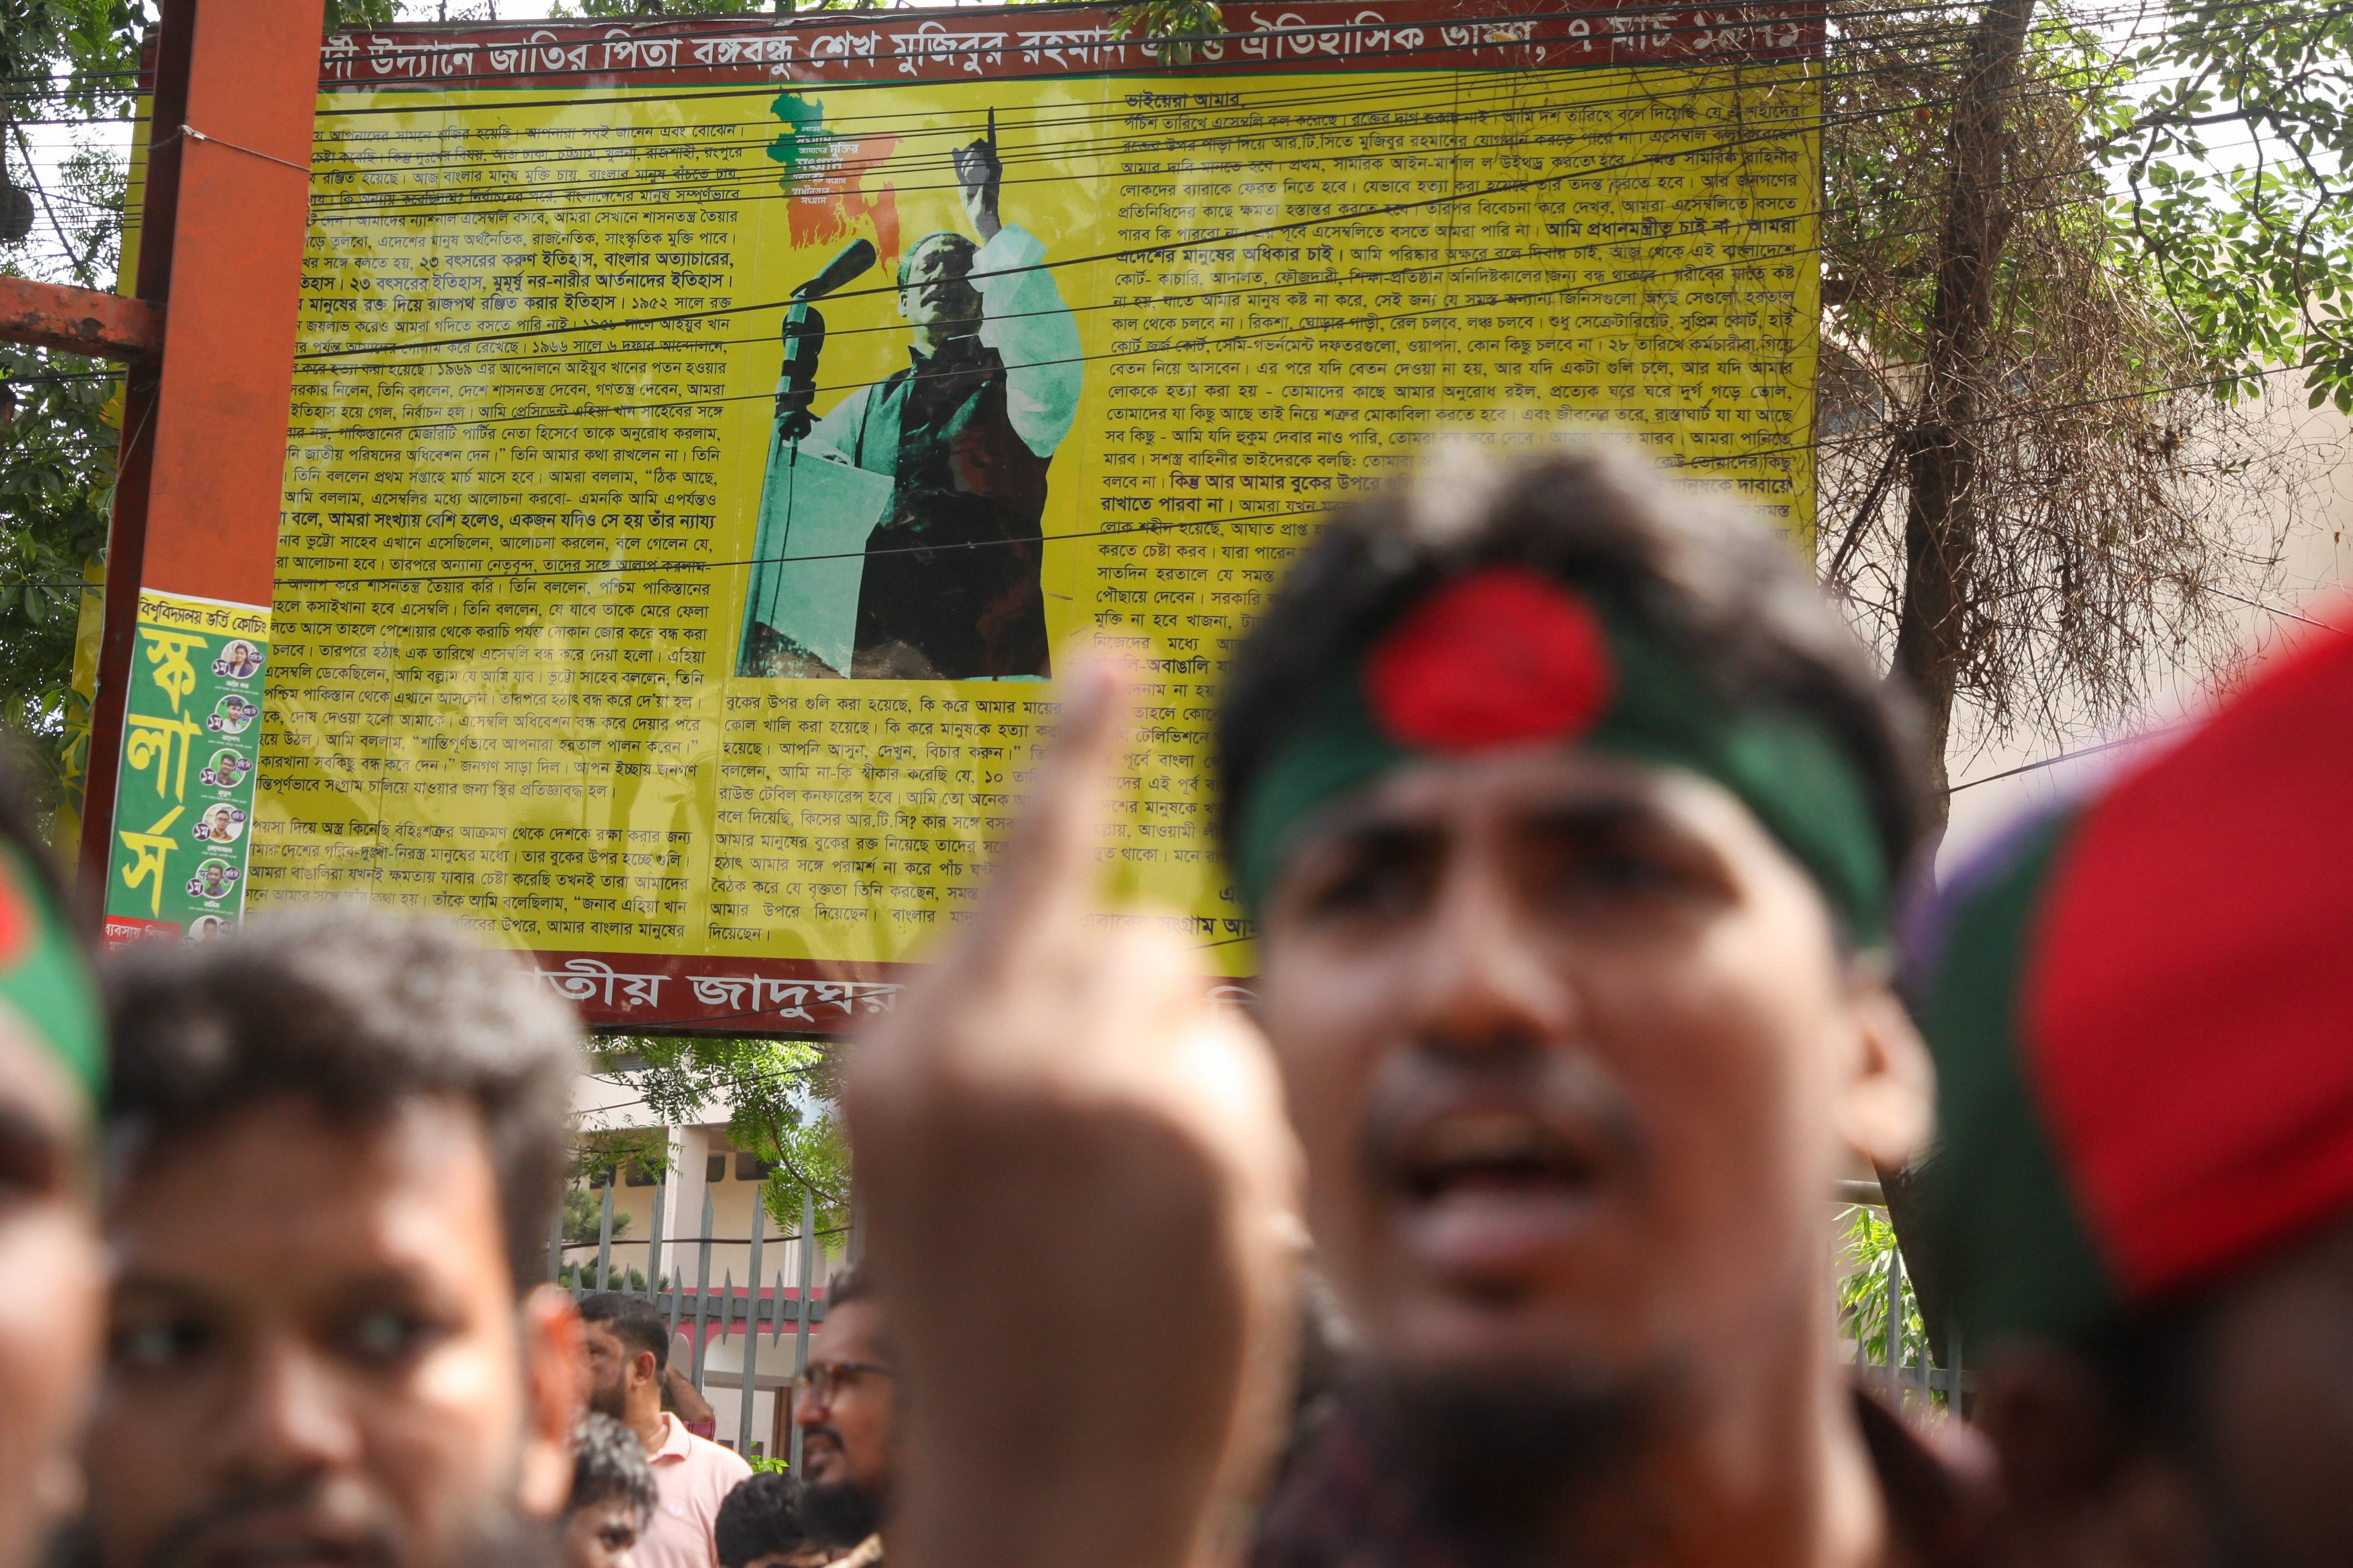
[953,133,1002,242]
[846,657,1303,1568]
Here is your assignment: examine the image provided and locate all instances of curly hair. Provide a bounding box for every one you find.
[714,1472,809,1568]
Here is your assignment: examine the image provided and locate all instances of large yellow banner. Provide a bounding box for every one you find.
[219,5,1819,1029]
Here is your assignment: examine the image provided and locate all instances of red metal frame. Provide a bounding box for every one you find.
[0,276,161,358]
[73,0,323,912]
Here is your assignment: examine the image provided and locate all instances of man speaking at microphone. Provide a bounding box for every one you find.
[744,129,1082,682]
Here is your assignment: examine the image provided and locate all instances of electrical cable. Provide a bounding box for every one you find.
[278,53,2258,376]
[286,106,1891,371]
[56,0,2344,981]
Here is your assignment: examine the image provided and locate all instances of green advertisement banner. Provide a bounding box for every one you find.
[102,590,271,946]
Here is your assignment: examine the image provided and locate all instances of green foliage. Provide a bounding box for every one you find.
[1816,0,2318,761]
[556,1260,668,1293]
[0,2,138,815]
[574,1123,670,1185]
[0,135,124,792]
[0,2,144,121]
[1109,0,1223,65]
[564,1181,636,1245]
[2095,2,2353,409]
[1824,6,2140,370]
[0,352,113,806]
[591,1035,849,1243]
[1840,1205,1932,1383]
[324,0,398,32]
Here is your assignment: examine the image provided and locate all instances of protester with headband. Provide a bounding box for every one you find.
[847,444,1978,1568]
[0,768,106,1568]
[1902,616,2353,1568]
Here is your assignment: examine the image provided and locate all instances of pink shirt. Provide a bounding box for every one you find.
[637,1412,754,1568]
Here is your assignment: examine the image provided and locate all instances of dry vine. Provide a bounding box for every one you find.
[1815,0,2327,797]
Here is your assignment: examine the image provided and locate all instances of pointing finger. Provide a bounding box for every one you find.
[962,652,1129,970]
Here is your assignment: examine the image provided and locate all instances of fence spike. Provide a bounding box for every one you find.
[547,1189,564,1289]
[646,1165,666,1304]
[790,1187,816,1471]
[595,1180,615,1293]
[739,1197,766,1455]
[690,1184,714,1392]
[1883,1241,1905,1407]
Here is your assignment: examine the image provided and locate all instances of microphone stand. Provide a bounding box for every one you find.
[750,237,872,672]
[763,289,824,652]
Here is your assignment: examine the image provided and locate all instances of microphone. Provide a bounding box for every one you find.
[776,301,824,443]
[794,237,876,301]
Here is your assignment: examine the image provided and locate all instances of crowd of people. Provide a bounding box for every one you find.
[0,441,2346,1568]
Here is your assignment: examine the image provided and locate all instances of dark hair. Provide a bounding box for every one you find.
[103,906,581,1293]
[895,231,975,289]
[567,1412,658,1523]
[1216,444,1931,908]
[579,1291,670,1373]
[826,1263,875,1311]
[714,1473,809,1568]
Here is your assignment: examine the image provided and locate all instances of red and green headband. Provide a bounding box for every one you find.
[1907,617,2353,1347]
[0,843,102,1104]
[1231,567,1895,942]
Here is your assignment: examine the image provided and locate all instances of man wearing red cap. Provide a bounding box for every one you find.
[1903,617,2353,1568]
[846,446,1977,1568]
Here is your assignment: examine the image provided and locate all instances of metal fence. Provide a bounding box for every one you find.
[550,1171,1967,1466]
[549,1170,851,1465]
[1841,1183,1972,1419]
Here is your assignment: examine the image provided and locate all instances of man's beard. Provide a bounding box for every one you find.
[1373,1362,1675,1566]
[584,1374,629,1424]
[98,1476,556,1568]
[795,1432,884,1549]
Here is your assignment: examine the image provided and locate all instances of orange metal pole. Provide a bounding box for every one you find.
[78,0,323,914]
[0,276,162,359]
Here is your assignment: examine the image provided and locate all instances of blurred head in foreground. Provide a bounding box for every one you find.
[90,908,586,1568]
[1905,620,2353,1568]
[1217,445,1936,1552]
[713,1472,823,1568]
[0,769,106,1568]
[788,1268,896,1549]
[559,1414,655,1568]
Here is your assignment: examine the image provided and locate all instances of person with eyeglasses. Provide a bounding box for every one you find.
[789,1269,897,1568]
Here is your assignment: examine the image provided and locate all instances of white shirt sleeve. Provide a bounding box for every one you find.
[972,223,1083,460]
[797,381,876,471]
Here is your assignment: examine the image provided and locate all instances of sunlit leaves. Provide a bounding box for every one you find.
[2097,1,2353,408]
[0,345,115,802]
[589,1035,852,1244]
